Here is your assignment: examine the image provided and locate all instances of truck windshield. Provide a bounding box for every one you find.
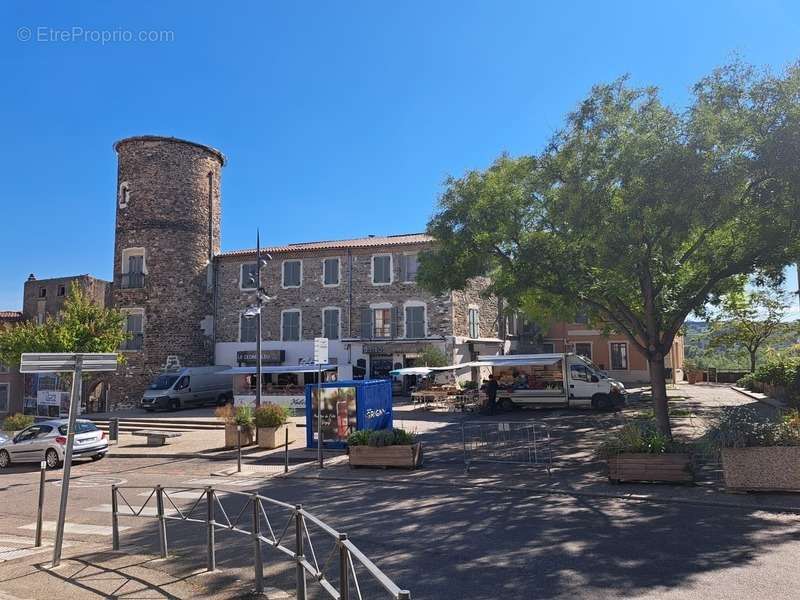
[149,375,179,390]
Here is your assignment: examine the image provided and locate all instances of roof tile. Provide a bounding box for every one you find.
[218,233,433,258]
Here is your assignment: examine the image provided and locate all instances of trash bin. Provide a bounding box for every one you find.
[109,418,119,443]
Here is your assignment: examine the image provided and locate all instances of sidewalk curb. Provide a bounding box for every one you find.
[729,385,787,410]
[285,470,800,515]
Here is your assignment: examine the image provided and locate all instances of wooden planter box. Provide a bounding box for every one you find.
[224,424,254,448]
[349,443,423,469]
[722,446,800,492]
[257,424,297,449]
[607,453,694,484]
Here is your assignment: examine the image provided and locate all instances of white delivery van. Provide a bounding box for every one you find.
[480,353,627,411]
[141,366,233,411]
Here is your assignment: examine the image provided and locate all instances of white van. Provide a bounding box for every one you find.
[481,353,627,411]
[141,366,233,412]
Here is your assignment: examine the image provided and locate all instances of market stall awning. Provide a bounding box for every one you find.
[477,354,563,367]
[389,367,434,376]
[216,364,338,375]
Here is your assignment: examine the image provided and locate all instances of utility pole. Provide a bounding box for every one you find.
[255,230,262,410]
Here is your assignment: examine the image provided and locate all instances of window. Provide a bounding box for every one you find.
[121,309,144,351]
[610,342,629,370]
[0,384,8,413]
[373,308,391,338]
[541,342,555,353]
[323,258,340,286]
[323,308,340,339]
[281,310,301,341]
[467,307,479,339]
[405,305,426,338]
[282,260,302,288]
[57,285,66,297]
[39,287,47,298]
[573,342,592,359]
[0,362,8,374]
[372,255,392,285]
[175,376,190,390]
[118,182,130,208]
[240,263,258,290]
[400,254,419,283]
[570,364,591,382]
[121,248,146,289]
[240,312,258,342]
[574,312,589,325]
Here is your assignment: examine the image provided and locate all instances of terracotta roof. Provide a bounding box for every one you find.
[218,233,434,258]
[0,311,23,320]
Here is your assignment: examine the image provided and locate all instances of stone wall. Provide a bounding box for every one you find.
[22,275,110,321]
[215,241,452,344]
[109,136,224,409]
[450,277,500,339]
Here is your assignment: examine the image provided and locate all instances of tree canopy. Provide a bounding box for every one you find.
[0,282,127,367]
[419,61,800,436]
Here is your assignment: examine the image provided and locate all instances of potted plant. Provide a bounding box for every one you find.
[703,406,800,492]
[254,403,295,449]
[215,404,255,448]
[347,428,423,469]
[598,418,694,484]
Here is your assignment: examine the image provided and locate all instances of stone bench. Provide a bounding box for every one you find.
[132,430,183,447]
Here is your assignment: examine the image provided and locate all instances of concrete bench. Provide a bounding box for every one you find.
[132,430,183,447]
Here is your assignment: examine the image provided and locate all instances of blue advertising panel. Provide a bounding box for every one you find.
[305,379,393,449]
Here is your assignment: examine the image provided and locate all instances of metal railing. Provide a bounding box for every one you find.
[462,421,552,474]
[111,485,411,600]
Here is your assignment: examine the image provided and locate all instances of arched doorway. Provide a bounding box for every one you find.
[84,380,109,414]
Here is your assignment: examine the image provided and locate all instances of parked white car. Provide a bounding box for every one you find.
[0,419,108,469]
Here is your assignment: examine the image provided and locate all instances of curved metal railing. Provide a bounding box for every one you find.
[111,484,410,600]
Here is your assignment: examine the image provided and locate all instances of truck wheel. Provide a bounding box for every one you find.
[593,394,613,411]
[170,398,180,411]
[216,394,227,406]
[500,398,515,412]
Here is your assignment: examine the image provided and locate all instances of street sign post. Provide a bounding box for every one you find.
[19,352,117,568]
[313,338,329,469]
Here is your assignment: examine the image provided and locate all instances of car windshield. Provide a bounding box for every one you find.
[58,422,98,435]
[149,375,179,390]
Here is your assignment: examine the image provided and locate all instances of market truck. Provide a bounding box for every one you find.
[479,353,627,411]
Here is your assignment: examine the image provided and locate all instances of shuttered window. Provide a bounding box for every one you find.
[467,308,479,339]
[240,313,257,342]
[372,255,392,284]
[282,261,302,287]
[323,258,340,286]
[240,263,258,289]
[399,254,419,282]
[282,310,301,341]
[0,384,8,413]
[405,305,425,338]
[323,308,340,339]
[360,308,373,339]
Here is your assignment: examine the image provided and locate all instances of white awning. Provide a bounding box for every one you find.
[389,367,434,376]
[477,354,563,367]
[216,364,338,375]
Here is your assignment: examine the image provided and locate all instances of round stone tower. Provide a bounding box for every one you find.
[109,136,225,409]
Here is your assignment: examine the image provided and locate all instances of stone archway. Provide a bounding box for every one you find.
[84,379,109,415]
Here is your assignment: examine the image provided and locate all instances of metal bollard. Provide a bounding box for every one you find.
[295,504,307,600]
[109,418,119,443]
[253,495,264,593]
[111,484,120,551]
[206,487,216,572]
[398,591,412,600]
[155,485,168,558]
[338,533,349,600]
[237,425,242,473]
[284,427,289,474]
[35,461,46,548]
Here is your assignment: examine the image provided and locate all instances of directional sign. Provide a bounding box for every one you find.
[313,338,329,365]
[20,353,118,373]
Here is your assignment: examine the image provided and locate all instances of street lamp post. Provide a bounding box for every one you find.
[245,230,273,410]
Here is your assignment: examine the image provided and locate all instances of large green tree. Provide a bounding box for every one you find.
[0,282,127,367]
[709,287,794,372]
[419,61,800,437]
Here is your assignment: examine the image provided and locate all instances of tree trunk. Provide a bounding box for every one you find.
[749,351,757,373]
[649,356,672,438]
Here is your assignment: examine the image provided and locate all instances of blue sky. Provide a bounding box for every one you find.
[1,0,798,315]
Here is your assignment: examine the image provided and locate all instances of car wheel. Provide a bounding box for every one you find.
[45,448,61,469]
[91,453,105,461]
[0,450,10,469]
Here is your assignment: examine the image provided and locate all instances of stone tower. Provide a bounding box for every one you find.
[109,136,225,409]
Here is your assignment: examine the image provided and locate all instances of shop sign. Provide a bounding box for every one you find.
[362,343,437,355]
[236,350,285,366]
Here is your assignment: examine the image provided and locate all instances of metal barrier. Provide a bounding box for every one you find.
[111,484,410,599]
[462,422,552,474]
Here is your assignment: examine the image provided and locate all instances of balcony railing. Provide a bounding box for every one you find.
[120,333,144,351]
[120,272,146,289]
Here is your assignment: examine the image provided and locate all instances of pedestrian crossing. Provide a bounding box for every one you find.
[16,475,270,539]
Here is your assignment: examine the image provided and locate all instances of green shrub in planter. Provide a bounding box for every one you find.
[254,404,290,428]
[234,405,254,427]
[347,428,415,447]
[736,373,756,391]
[597,418,691,459]
[701,406,800,453]
[3,413,34,432]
